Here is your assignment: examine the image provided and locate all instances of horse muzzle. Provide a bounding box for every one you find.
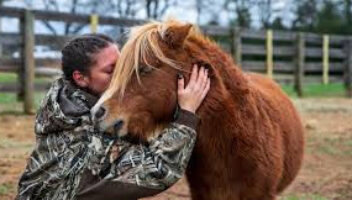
[91,105,128,136]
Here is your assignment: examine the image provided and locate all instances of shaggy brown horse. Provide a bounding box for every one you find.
[92,20,304,200]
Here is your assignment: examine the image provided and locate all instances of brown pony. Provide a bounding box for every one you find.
[92,20,304,200]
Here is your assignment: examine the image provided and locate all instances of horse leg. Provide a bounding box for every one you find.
[189,187,241,200]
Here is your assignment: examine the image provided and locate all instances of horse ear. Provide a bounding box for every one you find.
[160,23,192,47]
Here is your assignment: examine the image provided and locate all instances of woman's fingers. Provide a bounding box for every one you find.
[188,64,198,86]
[181,64,209,94]
[194,66,207,93]
[200,68,208,91]
[201,78,211,100]
[177,64,211,113]
[177,74,185,94]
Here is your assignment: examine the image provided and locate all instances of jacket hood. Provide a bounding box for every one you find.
[35,78,98,135]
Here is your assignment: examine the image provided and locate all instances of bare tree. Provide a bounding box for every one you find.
[195,0,203,24]
[40,0,92,35]
[0,0,7,56]
[27,0,113,35]
[108,0,142,18]
[292,0,318,31]
[0,0,9,5]
[195,0,221,25]
[224,0,253,28]
[344,0,352,26]
[257,0,272,28]
[255,0,286,28]
[145,0,178,19]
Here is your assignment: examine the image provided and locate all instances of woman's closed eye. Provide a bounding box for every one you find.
[104,64,115,74]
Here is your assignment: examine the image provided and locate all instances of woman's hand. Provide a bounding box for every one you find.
[177,64,211,113]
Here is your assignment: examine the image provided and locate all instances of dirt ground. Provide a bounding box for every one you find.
[1,98,352,200]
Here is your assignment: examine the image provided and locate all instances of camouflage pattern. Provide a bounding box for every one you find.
[16,77,197,200]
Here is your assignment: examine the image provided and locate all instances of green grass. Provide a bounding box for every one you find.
[0,72,349,112]
[0,73,48,112]
[281,194,328,200]
[0,72,52,84]
[306,135,352,156]
[0,92,45,104]
[0,93,17,104]
[0,183,15,196]
[0,73,17,83]
[1,73,347,98]
[0,138,33,150]
[281,85,297,97]
[281,83,346,98]
[0,92,45,111]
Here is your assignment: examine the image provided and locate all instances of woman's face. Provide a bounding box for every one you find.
[86,44,120,96]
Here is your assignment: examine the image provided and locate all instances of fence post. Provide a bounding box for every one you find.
[266,29,273,79]
[294,32,305,97]
[344,39,352,97]
[19,9,35,114]
[323,34,330,85]
[90,14,99,33]
[232,27,241,67]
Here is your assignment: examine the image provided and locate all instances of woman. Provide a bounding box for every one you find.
[16,33,210,200]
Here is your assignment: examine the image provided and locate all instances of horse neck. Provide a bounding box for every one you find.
[187,34,249,93]
[187,35,252,136]
[187,35,249,108]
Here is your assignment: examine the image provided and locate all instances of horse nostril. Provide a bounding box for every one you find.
[114,120,124,132]
[95,107,106,119]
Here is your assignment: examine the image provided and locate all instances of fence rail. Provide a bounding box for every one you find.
[1,7,352,113]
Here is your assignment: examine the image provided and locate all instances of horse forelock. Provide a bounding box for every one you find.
[97,21,173,105]
[98,20,214,108]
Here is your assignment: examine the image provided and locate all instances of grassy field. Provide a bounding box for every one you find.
[281,84,346,98]
[0,72,348,113]
[0,73,53,84]
[0,73,49,112]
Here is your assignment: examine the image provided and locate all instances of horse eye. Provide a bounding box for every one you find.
[139,65,153,75]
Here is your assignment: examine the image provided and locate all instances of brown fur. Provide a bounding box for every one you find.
[96,20,304,200]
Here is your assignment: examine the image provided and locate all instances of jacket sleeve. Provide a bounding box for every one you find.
[76,109,199,200]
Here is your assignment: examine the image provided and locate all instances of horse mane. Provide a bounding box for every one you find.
[98,19,233,105]
[186,27,250,96]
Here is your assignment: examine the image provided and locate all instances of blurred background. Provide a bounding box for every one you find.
[1,1,352,200]
[2,0,352,34]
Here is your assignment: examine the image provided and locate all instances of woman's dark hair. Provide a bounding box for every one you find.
[61,33,115,81]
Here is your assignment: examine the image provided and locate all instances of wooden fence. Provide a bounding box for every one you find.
[1,7,352,113]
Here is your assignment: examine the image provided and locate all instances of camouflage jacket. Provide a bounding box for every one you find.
[16,78,199,200]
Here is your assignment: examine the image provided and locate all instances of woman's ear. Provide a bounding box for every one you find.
[159,21,192,48]
[72,70,89,88]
